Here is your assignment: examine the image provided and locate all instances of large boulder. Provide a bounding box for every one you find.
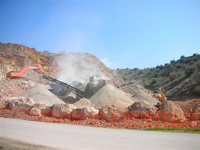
[71,107,99,120]
[7,97,35,113]
[52,104,76,119]
[128,101,157,119]
[29,102,52,116]
[153,101,186,123]
[0,97,14,108]
[73,98,91,108]
[99,105,125,122]
[29,108,42,116]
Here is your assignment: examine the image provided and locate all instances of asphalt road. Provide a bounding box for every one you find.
[0,117,199,150]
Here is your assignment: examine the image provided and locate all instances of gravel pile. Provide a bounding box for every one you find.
[89,84,135,110]
[22,84,65,105]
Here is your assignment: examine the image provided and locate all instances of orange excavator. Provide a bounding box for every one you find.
[6,64,48,78]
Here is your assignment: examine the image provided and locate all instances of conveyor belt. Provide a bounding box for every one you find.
[43,75,85,98]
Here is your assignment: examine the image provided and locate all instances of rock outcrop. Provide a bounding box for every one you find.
[51,104,76,119]
[7,97,35,113]
[128,101,157,119]
[99,105,125,122]
[30,102,52,116]
[71,107,99,120]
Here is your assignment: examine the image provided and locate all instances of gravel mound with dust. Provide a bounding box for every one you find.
[89,84,135,110]
[22,84,65,105]
[126,84,158,105]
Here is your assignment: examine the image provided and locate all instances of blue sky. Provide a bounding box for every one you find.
[0,0,199,69]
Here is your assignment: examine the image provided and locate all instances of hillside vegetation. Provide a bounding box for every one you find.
[116,54,200,100]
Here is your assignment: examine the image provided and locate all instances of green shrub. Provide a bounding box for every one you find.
[185,66,197,76]
[170,60,175,63]
[177,72,184,77]
[154,73,158,77]
[169,71,177,81]
[183,59,190,64]
[180,55,185,59]
[196,62,200,69]
[176,65,182,69]
[193,57,198,61]
[151,79,157,85]
[195,86,200,95]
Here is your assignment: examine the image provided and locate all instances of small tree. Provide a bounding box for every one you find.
[180,55,185,59]
[185,66,197,76]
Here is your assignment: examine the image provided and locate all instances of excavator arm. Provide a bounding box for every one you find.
[6,64,48,78]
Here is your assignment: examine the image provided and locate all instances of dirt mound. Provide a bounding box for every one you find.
[73,98,91,108]
[89,84,135,110]
[176,99,200,121]
[22,84,65,105]
[0,78,31,98]
[128,101,157,119]
[0,71,51,99]
[154,101,186,123]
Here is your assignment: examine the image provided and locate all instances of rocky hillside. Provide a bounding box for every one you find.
[0,42,124,86]
[0,42,126,91]
[0,42,58,80]
[116,54,200,100]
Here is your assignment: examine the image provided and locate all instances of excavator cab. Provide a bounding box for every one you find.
[154,88,166,103]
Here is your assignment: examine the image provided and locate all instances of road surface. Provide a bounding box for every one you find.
[0,117,199,150]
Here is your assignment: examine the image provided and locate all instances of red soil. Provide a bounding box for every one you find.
[0,108,199,129]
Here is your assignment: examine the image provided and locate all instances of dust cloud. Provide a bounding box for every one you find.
[56,51,108,85]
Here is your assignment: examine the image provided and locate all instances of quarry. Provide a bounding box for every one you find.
[0,42,199,129]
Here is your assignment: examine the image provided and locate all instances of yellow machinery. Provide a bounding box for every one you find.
[154,88,166,103]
